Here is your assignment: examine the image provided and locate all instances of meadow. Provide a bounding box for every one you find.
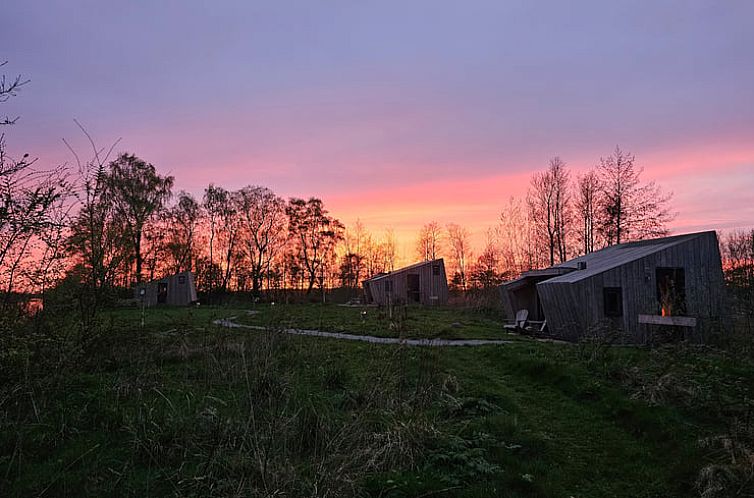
[1,304,753,497]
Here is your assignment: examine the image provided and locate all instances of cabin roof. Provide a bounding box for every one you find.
[138,270,194,286]
[364,258,444,282]
[541,231,715,284]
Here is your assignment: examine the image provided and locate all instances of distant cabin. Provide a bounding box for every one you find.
[500,231,725,343]
[363,259,449,306]
[135,271,198,306]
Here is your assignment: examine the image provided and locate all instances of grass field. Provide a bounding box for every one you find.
[234,303,514,340]
[1,304,753,497]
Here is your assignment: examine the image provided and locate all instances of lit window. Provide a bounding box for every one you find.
[656,268,686,316]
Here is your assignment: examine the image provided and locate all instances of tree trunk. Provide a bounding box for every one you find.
[135,229,142,283]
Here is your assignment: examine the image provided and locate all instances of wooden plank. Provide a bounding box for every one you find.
[638,314,697,327]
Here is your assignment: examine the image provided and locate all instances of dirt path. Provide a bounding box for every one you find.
[213,317,513,347]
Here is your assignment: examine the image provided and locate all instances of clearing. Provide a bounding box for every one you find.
[1,304,752,497]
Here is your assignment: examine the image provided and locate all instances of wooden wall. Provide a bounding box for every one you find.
[538,232,725,343]
[136,271,198,306]
[364,260,449,306]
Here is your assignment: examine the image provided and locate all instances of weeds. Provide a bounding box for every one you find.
[697,415,754,497]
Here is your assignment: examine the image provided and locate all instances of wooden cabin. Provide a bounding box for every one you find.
[135,271,198,306]
[500,231,725,342]
[363,259,449,306]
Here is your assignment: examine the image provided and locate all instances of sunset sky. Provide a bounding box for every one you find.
[3,1,753,262]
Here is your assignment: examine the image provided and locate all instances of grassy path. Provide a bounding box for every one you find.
[214,315,515,346]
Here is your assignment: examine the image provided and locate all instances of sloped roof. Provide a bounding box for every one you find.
[364,258,444,282]
[541,231,715,284]
[501,267,575,290]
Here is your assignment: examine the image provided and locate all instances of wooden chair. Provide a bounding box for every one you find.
[504,309,529,331]
[525,320,547,334]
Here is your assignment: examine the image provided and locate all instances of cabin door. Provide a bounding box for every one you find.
[407,274,420,303]
[157,282,168,304]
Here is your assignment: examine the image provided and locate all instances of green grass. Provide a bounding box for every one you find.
[1,304,753,497]
[232,302,514,340]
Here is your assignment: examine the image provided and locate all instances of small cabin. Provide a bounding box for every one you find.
[135,271,198,306]
[500,231,725,342]
[363,259,448,306]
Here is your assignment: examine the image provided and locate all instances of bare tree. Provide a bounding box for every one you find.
[498,197,535,275]
[342,219,369,284]
[66,124,125,312]
[469,229,503,289]
[382,228,397,272]
[0,61,29,125]
[0,149,69,308]
[446,223,472,290]
[597,146,673,245]
[359,227,397,278]
[723,230,754,335]
[528,157,571,266]
[416,221,442,261]
[203,185,241,294]
[202,184,225,294]
[575,170,601,254]
[235,185,287,296]
[0,63,70,315]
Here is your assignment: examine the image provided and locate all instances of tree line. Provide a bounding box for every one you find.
[411,148,675,292]
[3,61,753,319]
[0,60,683,316]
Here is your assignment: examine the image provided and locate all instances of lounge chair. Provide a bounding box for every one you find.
[504,309,529,331]
[525,320,547,334]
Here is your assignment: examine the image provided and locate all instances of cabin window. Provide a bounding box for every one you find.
[603,287,623,317]
[178,275,186,284]
[432,265,440,276]
[656,267,686,316]
[384,280,393,293]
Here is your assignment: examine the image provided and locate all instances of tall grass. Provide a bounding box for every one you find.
[1,307,499,497]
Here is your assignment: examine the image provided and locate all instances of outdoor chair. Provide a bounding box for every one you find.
[504,309,529,331]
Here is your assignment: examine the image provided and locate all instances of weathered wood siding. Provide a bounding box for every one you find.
[538,232,725,343]
[364,259,449,306]
[135,271,198,306]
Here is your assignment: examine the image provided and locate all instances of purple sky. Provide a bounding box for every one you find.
[3,1,753,257]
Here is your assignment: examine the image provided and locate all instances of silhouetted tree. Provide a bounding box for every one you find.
[597,146,673,245]
[235,185,287,296]
[102,153,173,283]
[575,170,601,254]
[416,221,442,261]
[286,197,344,296]
[66,124,124,314]
[0,60,29,125]
[338,252,363,288]
[528,157,571,266]
[723,230,754,333]
[1,62,70,315]
[166,191,201,274]
[447,223,472,291]
[342,219,369,284]
[498,197,534,275]
[469,237,503,289]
